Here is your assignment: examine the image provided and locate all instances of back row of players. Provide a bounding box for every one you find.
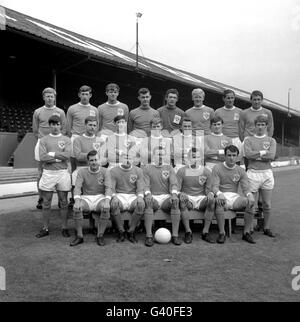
[32,84,276,246]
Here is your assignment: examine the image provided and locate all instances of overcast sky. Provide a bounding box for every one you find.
[1,0,300,110]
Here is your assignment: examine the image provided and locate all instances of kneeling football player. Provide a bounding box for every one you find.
[71,150,111,246]
[143,146,181,247]
[109,153,145,243]
[177,148,215,244]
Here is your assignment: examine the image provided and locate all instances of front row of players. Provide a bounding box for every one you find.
[36,114,276,246]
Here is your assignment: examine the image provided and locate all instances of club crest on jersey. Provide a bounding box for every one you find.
[130,174,137,184]
[97,175,104,185]
[173,115,181,124]
[117,108,124,116]
[221,140,229,148]
[232,174,240,182]
[234,113,240,121]
[198,175,207,185]
[89,110,96,117]
[162,170,170,179]
[203,112,210,120]
[58,140,65,149]
[263,141,270,150]
[93,143,101,151]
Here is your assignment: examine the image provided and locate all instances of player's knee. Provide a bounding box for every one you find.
[262,200,271,211]
[100,210,110,220]
[207,197,215,209]
[73,210,83,220]
[42,199,51,209]
[59,198,68,209]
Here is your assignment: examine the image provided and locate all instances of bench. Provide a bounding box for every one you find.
[81,209,236,237]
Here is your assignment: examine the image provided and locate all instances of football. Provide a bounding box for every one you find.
[154,228,172,244]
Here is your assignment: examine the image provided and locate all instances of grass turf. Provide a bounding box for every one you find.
[0,168,300,302]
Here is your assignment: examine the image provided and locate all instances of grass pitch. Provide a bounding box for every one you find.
[0,167,300,302]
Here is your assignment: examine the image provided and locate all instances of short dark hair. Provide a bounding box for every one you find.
[48,115,61,125]
[87,150,98,160]
[106,83,120,92]
[210,115,223,125]
[114,115,126,123]
[138,87,150,96]
[79,85,92,93]
[85,116,98,124]
[250,90,263,100]
[224,145,239,156]
[254,115,268,125]
[223,89,235,98]
[182,117,192,123]
[165,88,179,98]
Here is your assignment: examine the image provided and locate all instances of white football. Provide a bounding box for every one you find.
[154,228,172,244]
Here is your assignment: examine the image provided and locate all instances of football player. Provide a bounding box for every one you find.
[211,145,256,244]
[243,115,276,237]
[36,115,71,238]
[177,148,215,244]
[71,150,112,246]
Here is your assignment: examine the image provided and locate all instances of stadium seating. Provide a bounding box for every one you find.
[0,105,34,133]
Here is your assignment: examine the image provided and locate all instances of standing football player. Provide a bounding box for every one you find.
[243,115,276,237]
[36,115,71,238]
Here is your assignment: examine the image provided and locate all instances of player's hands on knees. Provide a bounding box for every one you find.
[216,194,226,207]
[111,196,119,209]
[247,193,255,209]
[73,199,82,212]
[207,191,215,202]
[179,192,188,203]
[103,198,110,212]
[137,196,145,212]
[144,193,153,208]
[171,193,179,208]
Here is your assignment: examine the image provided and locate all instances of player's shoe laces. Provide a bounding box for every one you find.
[242,232,256,244]
[263,229,275,238]
[171,236,182,246]
[36,228,49,238]
[36,198,43,210]
[70,236,84,246]
[184,232,193,244]
[96,235,105,246]
[217,233,226,244]
[62,229,70,238]
[116,231,126,242]
[202,232,215,244]
[127,231,138,243]
[145,236,154,247]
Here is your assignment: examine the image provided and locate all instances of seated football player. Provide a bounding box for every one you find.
[73,116,106,233]
[106,115,139,169]
[36,115,72,238]
[71,150,111,246]
[243,115,276,238]
[143,146,181,247]
[138,117,172,167]
[109,152,145,243]
[211,145,256,244]
[177,148,215,244]
[172,117,204,173]
[204,116,232,172]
